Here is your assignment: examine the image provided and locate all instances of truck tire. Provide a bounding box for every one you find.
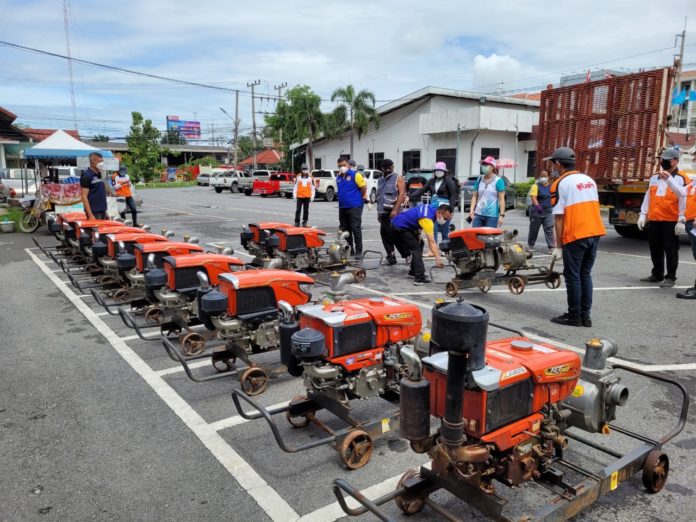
[614,224,646,239]
[214,187,223,193]
[244,189,252,196]
[231,182,238,193]
[285,192,292,199]
[325,187,335,202]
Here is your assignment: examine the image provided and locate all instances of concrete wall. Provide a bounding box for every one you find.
[311,94,538,183]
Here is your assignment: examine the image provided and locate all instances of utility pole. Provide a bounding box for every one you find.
[274,82,287,155]
[457,124,463,230]
[233,90,240,168]
[248,80,261,170]
[672,20,687,128]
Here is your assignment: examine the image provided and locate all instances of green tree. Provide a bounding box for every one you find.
[123,111,162,182]
[330,84,379,159]
[265,85,324,169]
[235,135,255,164]
[161,128,187,145]
[92,134,110,142]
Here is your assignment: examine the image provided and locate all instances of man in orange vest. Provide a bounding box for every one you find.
[112,166,138,226]
[676,174,696,299]
[637,148,689,288]
[548,147,606,327]
[293,163,315,227]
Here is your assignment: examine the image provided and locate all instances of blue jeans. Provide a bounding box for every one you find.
[434,218,451,244]
[562,236,600,318]
[472,214,499,228]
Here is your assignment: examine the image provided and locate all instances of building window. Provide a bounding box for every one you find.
[369,152,384,169]
[402,150,421,172]
[435,148,457,175]
[527,151,536,178]
[314,157,322,169]
[481,148,500,161]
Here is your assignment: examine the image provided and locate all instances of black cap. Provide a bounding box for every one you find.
[381,158,394,168]
[348,159,357,167]
[543,147,575,162]
[300,163,308,169]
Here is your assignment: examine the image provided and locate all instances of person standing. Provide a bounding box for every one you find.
[410,161,459,246]
[80,152,112,220]
[677,176,696,299]
[112,166,138,226]
[336,157,367,258]
[375,158,407,265]
[547,147,606,327]
[527,170,555,253]
[391,204,450,285]
[469,156,506,228]
[293,163,314,227]
[637,148,689,288]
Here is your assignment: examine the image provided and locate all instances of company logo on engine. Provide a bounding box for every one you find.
[384,312,412,320]
[544,364,572,376]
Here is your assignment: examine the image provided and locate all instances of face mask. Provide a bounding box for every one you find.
[481,165,492,175]
[539,177,548,184]
[434,170,445,178]
[96,161,105,170]
[339,166,348,174]
[436,217,447,225]
[301,170,308,175]
[660,159,673,170]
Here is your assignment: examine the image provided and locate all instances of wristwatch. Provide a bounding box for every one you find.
[500,213,506,217]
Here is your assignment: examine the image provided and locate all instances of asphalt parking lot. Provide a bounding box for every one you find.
[1,185,695,521]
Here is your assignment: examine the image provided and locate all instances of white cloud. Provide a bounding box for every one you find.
[472,54,524,92]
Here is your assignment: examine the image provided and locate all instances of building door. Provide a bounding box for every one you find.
[527,151,536,178]
[402,150,421,173]
[436,148,456,176]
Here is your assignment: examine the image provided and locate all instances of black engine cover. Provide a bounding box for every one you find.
[291,328,326,362]
[92,243,107,260]
[117,253,136,270]
[200,289,228,314]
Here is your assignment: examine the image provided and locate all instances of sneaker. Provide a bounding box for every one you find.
[386,255,397,265]
[640,275,663,283]
[294,223,300,227]
[413,277,431,286]
[677,286,696,299]
[302,222,308,227]
[353,252,363,260]
[527,246,535,252]
[550,313,582,327]
[659,278,676,288]
[581,317,592,328]
[407,270,415,278]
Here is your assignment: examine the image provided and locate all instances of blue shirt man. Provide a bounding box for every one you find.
[336,157,367,258]
[80,152,110,219]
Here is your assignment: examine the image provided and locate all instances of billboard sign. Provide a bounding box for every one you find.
[166,115,201,140]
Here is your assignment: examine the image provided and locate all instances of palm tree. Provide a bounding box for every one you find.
[330,85,380,159]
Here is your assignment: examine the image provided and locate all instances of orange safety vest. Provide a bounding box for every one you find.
[112,173,132,197]
[550,170,606,245]
[646,171,689,222]
[686,181,696,222]
[295,175,313,199]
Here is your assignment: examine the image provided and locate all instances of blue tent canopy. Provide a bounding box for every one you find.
[21,129,114,159]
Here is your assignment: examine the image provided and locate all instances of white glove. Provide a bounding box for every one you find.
[367,202,373,211]
[637,214,646,231]
[675,221,686,236]
[552,247,563,261]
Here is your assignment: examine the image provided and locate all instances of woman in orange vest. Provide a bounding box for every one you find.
[293,163,315,227]
[112,166,138,226]
[637,148,689,288]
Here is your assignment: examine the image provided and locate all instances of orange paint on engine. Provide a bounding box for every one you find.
[162,254,244,290]
[448,227,504,250]
[133,242,204,272]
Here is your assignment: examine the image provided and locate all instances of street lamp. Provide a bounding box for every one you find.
[220,107,233,165]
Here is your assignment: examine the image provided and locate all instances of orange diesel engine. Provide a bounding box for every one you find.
[265,226,351,271]
[442,227,531,276]
[400,301,581,492]
[240,222,291,262]
[281,297,422,403]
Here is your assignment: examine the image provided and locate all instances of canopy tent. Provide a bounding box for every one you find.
[21,129,113,159]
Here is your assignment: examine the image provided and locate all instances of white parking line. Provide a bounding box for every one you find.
[598,250,696,265]
[389,285,692,296]
[155,359,210,377]
[120,331,160,342]
[27,248,300,521]
[209,401,290,432]
[352,283,696,373]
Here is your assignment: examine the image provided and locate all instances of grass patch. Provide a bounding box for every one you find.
[0,206,23,232]
[137,181,197,189]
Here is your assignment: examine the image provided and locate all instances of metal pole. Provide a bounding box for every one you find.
[233,90,240,168]
[248,80,261,171]
[274,83,287,154]
[514,115,519,182]
[457,124,463,230]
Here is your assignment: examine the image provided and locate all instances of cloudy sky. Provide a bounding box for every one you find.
[1,0,694,141]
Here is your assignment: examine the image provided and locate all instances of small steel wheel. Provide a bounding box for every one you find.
[212,354,236,373]
[113,288,131,302]
[85,264,101,274]
[145,307,163,325]
[240,367,269,396]
[395,468,427,515]
[352,268,366,283]
[338,430,373,470]
[181,332,205,356]
[445,281,459,297]
[286,395,315,428]
[545,274,562,289]
[69,255,82,264]
[100,275,117,286]
[478,279,492,293]
[642,450,669,493]
[508,276,525,295]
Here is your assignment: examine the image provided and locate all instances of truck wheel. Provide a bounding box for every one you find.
[231,182,238,193]
[214,187,223,193]
[244,189,252,196]
[260,193,267,198]
[369,189,376,204]
[285,193,292,199]
[325,187,335,202]
[614,224,645,239]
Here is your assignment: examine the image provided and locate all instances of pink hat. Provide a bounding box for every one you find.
[480,156,497,166]
[434,161,447,171]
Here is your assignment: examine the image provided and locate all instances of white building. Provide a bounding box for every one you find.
[299,86,540,183]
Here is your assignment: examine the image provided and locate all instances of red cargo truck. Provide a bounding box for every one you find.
[251,172,294,197]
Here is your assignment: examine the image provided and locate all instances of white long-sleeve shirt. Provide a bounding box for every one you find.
[640,171,687,221]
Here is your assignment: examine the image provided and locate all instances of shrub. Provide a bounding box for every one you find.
[511,179,535,198]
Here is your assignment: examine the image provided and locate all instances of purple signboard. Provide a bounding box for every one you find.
[166,115,201,139]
